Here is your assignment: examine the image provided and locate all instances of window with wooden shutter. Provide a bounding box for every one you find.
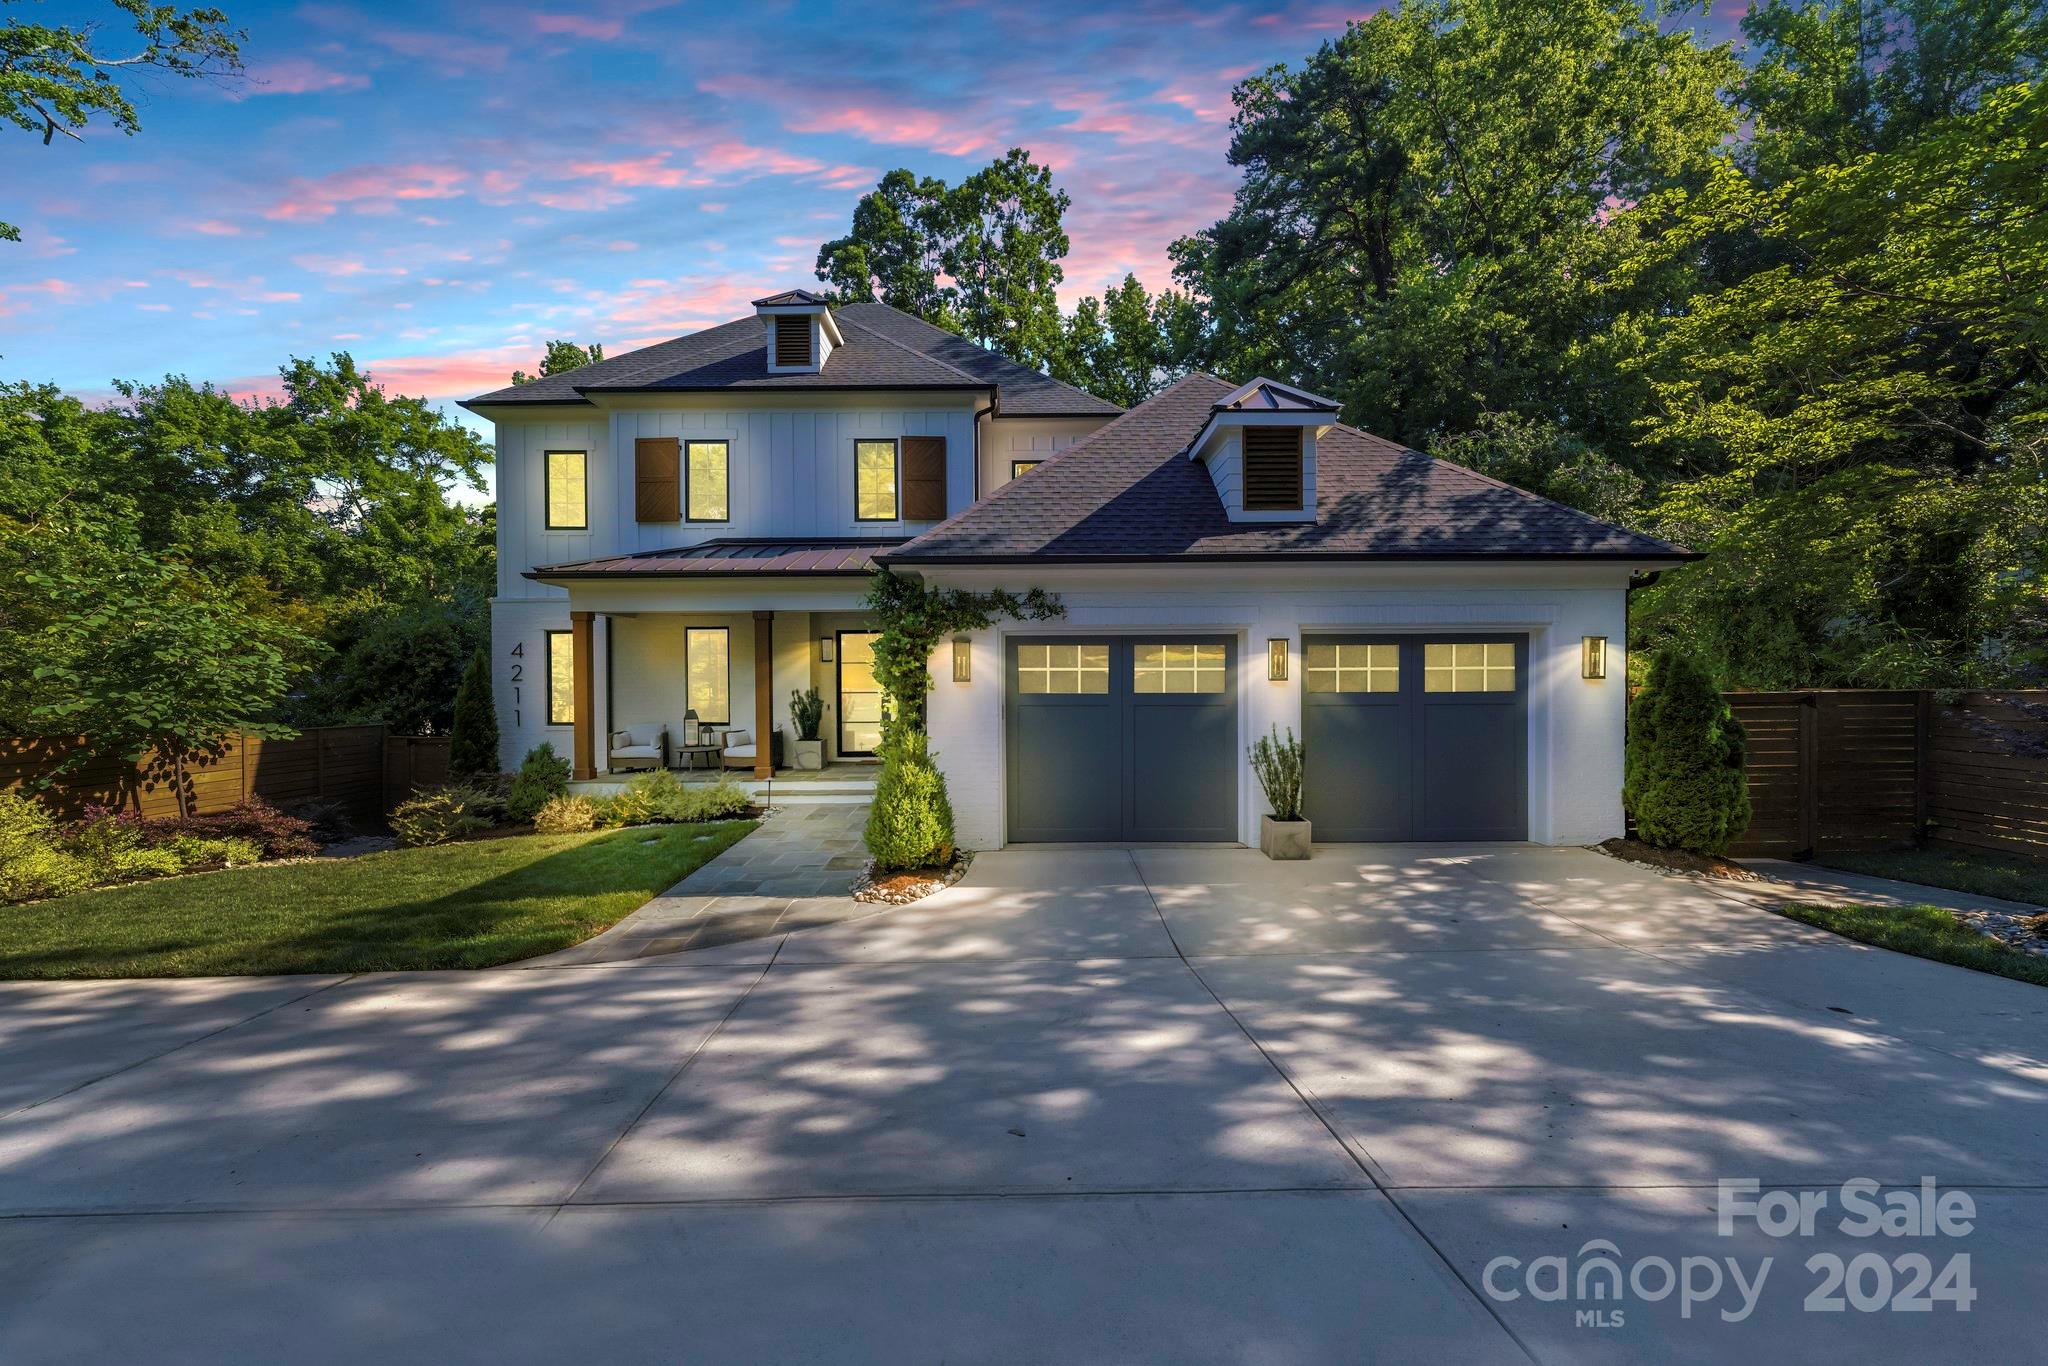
[774,315,812,367]
[634,437,679,522]
[901,435,947,521]
[1242,427,1304,511]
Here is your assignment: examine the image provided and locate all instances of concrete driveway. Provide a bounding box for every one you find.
[2,845,2044,1364]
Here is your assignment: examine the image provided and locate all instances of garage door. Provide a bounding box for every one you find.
[1301,635,1527,841]
[1006,637,1237,843]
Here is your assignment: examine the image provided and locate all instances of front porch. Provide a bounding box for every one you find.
[514,538,897,787]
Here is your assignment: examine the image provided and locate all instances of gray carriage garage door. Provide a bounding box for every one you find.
[1302,635,1528,841]
[1006,637,1237,843]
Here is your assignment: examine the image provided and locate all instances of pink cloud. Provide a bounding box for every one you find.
[0,278,79,316]
[262,163,468,220]
[300,5,510,74]
[249,57,371,96]
[531,12,624,39]
[189,219,245,236]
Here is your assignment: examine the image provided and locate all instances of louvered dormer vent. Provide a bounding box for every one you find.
[1242,426,1304,511]
[774,314,812,368]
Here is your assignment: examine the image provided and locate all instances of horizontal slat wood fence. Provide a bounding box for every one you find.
[0,726,452,824]
[1725,690,2048,860]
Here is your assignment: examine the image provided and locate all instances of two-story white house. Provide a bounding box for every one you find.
[465,288,1692,850]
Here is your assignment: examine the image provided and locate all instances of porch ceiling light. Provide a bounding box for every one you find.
[1267,637,1289,682]
[952,636,971,683]
[1582,635,1608,680]
[819,636,834,663]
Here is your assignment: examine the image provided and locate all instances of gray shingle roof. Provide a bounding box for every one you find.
[462,300,1118,416]
[527,538,901,579]
[884,374,1693,564]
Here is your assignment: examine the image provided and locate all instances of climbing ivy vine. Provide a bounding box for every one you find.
[862,569,1063,735]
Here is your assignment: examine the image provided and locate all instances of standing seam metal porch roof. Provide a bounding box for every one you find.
[524,539,902,579]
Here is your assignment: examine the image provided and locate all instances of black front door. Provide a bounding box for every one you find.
[1005,637,1237,843]
[1302,635,1527,841]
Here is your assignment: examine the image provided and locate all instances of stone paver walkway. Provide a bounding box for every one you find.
[522,805,875,965]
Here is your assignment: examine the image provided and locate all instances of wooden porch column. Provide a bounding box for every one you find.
[570,610,596,781]
[753,610,775,778]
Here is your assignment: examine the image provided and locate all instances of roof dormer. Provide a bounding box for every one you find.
[753,288,842,374]
[1183,378,1339,523]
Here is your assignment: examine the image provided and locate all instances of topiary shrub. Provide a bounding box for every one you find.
[533,794,599,834]
[505,743,571,823]
[0,794,91,903]
[864,730,956,871]
[1624,648,1752,856]
[390,782,499,847]
[447,648,500,777]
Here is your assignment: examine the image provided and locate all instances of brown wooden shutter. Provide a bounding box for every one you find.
[901,435,948,521]
[634,436,680,522]
[774,315,812,367]
[1242,427,1304,510]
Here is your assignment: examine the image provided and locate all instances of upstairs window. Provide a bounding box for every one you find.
[855,439,898,520]
[1242,427,1303,510]
[774,314,812,367]
[1011,459,1042,479]
[686,440,729,521]
[545,450,587,529]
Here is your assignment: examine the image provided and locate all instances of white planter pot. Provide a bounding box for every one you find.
[792,739,824,771]
[1259,815,1312,860]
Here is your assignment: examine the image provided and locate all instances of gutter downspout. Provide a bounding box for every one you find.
[972,389,999,503]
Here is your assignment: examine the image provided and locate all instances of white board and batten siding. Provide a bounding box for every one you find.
[609,402,978,547]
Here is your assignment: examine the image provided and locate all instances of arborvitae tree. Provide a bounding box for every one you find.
[447,649,500,777]
[1624,649,1751,854]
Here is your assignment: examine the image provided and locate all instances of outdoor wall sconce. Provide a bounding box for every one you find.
[952,636,972,683]
[1582,635,1608,680]
[819,636,834,663]
[1268,637,1289,682]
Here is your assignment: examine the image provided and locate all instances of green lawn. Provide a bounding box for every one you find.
[1819,846,2048,908]
[1775,901,2048,989]
[0,820,756,979]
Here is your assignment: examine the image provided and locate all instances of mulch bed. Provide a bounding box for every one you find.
[1596,837,1762,882]
[852,852,973,905]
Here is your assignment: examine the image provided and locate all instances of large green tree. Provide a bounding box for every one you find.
[1170,0,1739,449]
[1048,274,1199,408]
[816,150,1070,367]
[1619,78,2048,687]
[1,0,245,242]
[0,355,497,744]
[510,340,605,386]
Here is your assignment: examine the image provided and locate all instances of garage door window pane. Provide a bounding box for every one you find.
[1304,643,1399,694]
[1133,642,1225,694]
[1423,642,1516,693]
[1017,643,1108,694]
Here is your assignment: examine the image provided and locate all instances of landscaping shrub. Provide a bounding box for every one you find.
[390,782,500,847]
[447,648,500,777]
[144,798,318,859]
[1624,648,1752,856]
[0,795,90,903]
[1248,725,1305,821]
[789,686,824,742]
[533,794,599,834]
[162,834,263,871]
[686,776,753,820]
[505,743,571,823]
[593,780,663,829]
[864,730,955,871]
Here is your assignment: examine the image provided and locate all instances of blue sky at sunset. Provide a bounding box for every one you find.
[2,0,1747,467]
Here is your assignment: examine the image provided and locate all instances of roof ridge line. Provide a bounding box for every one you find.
[834,315,991,386]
